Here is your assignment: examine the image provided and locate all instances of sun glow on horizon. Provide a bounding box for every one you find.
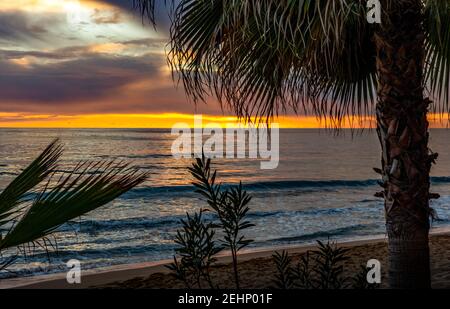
[0,113,334,129]
[0,112,448,129]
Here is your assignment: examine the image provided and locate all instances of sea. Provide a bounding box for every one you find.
[1,128,450,278]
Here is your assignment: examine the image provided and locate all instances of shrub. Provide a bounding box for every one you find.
[273,241,379,289]
[167,210,221,289]
[169,156,254,289]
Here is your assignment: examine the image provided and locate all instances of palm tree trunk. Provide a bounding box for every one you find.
[374,0,435,289]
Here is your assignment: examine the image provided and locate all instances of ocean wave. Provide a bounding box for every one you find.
[62,216,184,233]
[122,179,380,199]
[121,176,450,199]
[18,243,175,261]
[262,224,381,244]
[96,154,173,160]
[60,207,370,235]
[245,179,379,189]
[249,176,450,189]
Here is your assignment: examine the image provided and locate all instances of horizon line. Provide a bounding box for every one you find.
[0,112,448,129]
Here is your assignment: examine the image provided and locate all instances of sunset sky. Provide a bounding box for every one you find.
[0,0,446,128]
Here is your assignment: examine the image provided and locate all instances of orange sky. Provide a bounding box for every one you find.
[0,113,448,129]
[0,113,320,128]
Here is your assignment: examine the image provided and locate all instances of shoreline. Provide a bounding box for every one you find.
[2,227,450,289]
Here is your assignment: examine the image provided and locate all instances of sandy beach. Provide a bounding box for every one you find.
[2,231,450,289]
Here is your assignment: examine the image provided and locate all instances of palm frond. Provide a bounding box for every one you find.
[0,139,62,223]
[165,0,376,127]
[0,142,148,250]
[137,1,450,125]
[424,0,450,112]
[133,0,157,24]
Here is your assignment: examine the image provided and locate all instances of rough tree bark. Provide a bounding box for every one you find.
[374,0,437,289]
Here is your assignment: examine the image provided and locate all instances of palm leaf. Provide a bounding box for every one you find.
[133,0,157,23]
[0,139,62,224]
[0,141,148,250]
[137,0,377,127]
[424,0,450,113]
[136,0,450,125]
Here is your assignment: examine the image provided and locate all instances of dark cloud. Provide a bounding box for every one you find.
[0,52,160,104]
[0,37,166,62]
[0,45,222,115]
[0,49,73,61]
[0,11,61,45]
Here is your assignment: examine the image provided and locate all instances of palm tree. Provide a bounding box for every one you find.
[0,139,147,267]
[135,0,450,288]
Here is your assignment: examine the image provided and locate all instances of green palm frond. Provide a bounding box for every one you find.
[424,0,450,112]
[0,140,148,250]
[0,139,62,224]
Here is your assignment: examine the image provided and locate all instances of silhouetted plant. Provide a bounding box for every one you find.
[273,241,376,290]
[292,251,313,289]
[188,156,254,289]
[167,210,221,289]
[168,256,191,288]
[272,251,295,289]
[312,240,350,289]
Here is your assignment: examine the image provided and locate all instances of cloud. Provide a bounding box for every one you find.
[0,0,225,117]
[0,1,158,49]
[122,37,166,48]
[0,50,159,101]
[0,11,62,47]
[91,8,122,24]
[0,50,66,61]
[0,43,223,115]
